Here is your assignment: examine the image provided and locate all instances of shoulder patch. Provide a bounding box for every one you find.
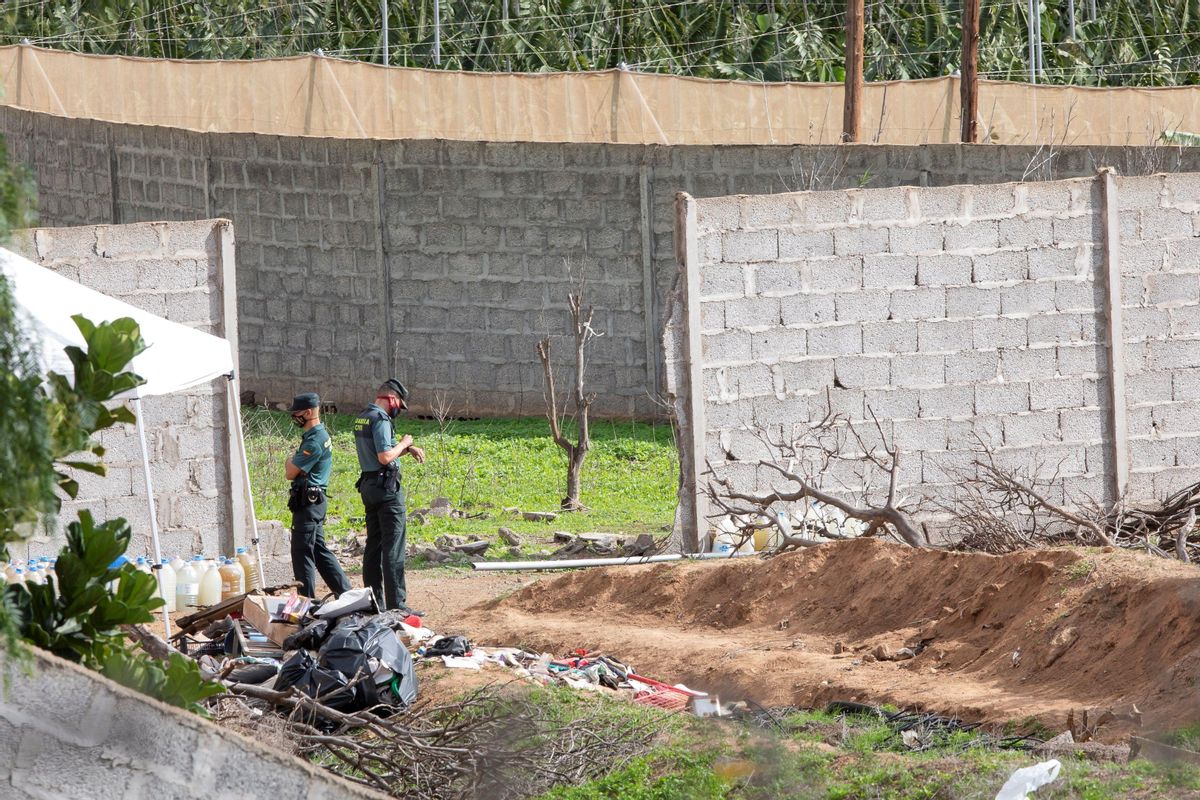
[302,449,312,455]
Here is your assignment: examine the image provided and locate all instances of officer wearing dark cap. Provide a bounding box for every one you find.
[353,379,425,614]
[285,392,351,599]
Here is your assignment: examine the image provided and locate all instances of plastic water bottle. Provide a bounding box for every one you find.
[9,568,24,585]
[169,555,186,573]
[218,559,245,601]
[236,547,262,591]
[135,556,151,574]
[158,559,177,612]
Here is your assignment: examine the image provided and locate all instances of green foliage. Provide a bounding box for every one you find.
[101,649,226,715]
[0,311,146,547]
[45,315,146,503]
[7,1,1200,86]
[5,511,160,666]
[0,135,35,239]
[243,410,677,549]
[5,509,225,710]
[539,751,730,800]
[0,277,56,545]
[0,295,220,715]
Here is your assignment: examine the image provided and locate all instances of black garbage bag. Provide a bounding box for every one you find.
[275,649,362,713]
[317,618,381,709]
[318,616,418,708]
[363,624,418,708]
[225,662,279,685]
[424,635,471,659]
[283,618,331,651]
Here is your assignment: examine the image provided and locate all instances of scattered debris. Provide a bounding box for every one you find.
[497,527,521,546]
[523,511,559,522]
[1130,736,1200,767]
[994,759,1061,800]
[1033,731,1130,763]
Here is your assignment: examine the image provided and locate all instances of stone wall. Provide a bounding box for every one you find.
[667,173,1200,546]
[10,220,245,561]
[0,644,385,799]
[6,105,1200,418]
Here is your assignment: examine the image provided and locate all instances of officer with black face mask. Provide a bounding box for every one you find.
[285,392,351,599]
[353,379,426,614]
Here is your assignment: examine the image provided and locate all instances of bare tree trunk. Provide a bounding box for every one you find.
[537,267,601,512]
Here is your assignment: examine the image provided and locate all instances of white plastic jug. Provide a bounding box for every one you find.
[157,559,177,612]
[169,555,186,573]
[175,562,200,611]
[710,530,753,555]
[198,562,222,606]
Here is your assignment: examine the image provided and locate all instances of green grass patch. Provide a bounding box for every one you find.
[243,409,679,550]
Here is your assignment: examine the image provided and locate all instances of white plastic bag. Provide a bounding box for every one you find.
[995,759,1061,800]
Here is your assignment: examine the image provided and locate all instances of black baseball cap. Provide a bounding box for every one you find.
[289,392,320,412]
[380,378,409,408]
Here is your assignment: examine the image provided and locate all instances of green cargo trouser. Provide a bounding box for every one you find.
[359,480,407,610]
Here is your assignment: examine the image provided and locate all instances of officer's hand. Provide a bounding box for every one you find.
[408,445,426,464]
[399,434,413,449]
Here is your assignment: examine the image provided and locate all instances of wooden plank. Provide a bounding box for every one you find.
[842,0,864,142]
[960,0,980,143]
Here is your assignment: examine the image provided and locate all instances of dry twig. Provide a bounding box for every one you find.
[705,402,928,551]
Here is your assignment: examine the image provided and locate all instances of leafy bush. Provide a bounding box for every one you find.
[0,305,223,712]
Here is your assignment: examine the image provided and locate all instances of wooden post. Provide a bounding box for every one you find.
[842,0,864,142]
[960,0,980,143]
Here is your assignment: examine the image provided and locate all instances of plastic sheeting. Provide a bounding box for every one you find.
[0,247,235,398]
[0,44,1196,145]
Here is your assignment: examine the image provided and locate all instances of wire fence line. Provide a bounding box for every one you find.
[3,1,1200,87]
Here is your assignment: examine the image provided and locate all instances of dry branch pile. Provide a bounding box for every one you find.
[209,681,662,800]
[706,401,1200,562]
[706,404,930,552]
[950,442,1200,561]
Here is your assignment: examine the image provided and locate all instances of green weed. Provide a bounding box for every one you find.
[243,409,679,550]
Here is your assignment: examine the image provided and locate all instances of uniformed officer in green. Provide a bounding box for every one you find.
[353,379,425,614]
[285,392,351,599]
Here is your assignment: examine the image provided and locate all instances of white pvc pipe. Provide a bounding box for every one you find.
[227,377,264,585]
[471,551,758,571]
[133,396,171,641]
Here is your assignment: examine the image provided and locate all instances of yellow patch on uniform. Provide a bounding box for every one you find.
[302,449,312,455]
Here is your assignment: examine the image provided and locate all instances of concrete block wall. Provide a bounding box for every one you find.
[6,104,1200,418]
[670,172,1200,539]
[0,644,386,800]
[11,220,241,561]
[1119,174,1200,500]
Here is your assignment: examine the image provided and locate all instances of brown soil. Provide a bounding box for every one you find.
[434,539,1200,737]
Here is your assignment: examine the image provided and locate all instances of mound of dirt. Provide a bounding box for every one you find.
[454,539,1200,736]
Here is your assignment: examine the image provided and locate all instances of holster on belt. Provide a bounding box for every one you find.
[380,463,400,493]
[289,476,323,510]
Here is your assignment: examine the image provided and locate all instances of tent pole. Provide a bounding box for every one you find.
[227,377,264,584]
[133,397,171,641]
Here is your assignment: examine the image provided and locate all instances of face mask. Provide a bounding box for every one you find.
[291,413,307,428]
[376,396,402,418]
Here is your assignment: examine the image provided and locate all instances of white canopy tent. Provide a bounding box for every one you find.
[0,247,262,639]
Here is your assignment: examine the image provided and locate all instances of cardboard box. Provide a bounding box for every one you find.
[241,594,303,647]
